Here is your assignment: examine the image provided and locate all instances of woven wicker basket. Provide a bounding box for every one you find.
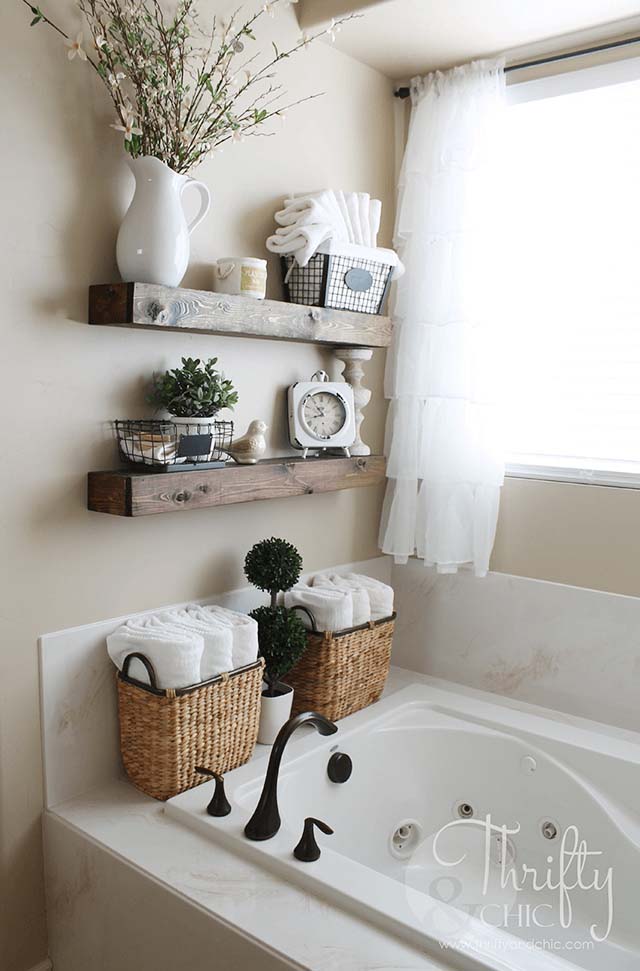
[285,612,395,722]
[117,652,264,801]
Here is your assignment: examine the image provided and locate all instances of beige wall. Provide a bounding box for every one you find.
[492,477,640,597]
[0,5,394,968]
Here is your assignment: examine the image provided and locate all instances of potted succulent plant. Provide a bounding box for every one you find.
[148,355,238,461]
[149,356,238,420]
[245,538,307,744]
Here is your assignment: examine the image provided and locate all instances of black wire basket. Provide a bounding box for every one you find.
[281,251,393,315]
[115,419,234,472]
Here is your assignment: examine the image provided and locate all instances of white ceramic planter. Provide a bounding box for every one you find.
[170,414,218,462]
[257,684,294,745]
[117,156,211,287]
[170,415,217,429]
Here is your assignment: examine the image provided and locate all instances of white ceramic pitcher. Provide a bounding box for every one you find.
[116,156,211,287]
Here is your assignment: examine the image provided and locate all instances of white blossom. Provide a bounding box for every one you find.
[111,112,142,142]
[326,18,341,42]
[66,32,87,61]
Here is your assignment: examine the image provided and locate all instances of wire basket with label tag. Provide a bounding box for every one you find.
[281,242,397,315]
[114,419,233,471]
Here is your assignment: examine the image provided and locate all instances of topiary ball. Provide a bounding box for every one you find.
[244,537,303,595]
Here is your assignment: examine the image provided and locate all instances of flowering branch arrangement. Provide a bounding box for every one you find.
[21,0,354,172]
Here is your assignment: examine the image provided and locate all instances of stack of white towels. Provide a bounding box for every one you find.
[284,573,394,632]
[266,189,386,267]
[107,605,259,690]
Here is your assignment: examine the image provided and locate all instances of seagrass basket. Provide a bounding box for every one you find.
[116,652,264,801]
[285,611,395,722]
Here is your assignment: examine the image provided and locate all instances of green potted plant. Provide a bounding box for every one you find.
[245,538,307,744]
[148,356,238,461]
[149,356,238,421]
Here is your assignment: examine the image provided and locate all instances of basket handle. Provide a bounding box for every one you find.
[121,652,159,689]
[289,604,318,633]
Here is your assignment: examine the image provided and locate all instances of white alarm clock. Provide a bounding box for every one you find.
[288,371,356,458]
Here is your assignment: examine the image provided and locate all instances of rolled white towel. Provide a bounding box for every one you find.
[275,199,322,226]
[335,190,356,244]
[266,222,335,267]
[312,573,371,626]
[344,574,394,621]
[369,199,382,247]
[358,192,372,247]
[107,620,204,689]
[275,195,349,241]
[284,584,353,632]
[319,190,351,238]
[274,217,349,246]
[188,605,259,669]
[345,192,364,245]
[153,609,233,680]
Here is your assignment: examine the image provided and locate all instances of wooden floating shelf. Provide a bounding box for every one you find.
[88,454,386,517]
[89,283,392,349]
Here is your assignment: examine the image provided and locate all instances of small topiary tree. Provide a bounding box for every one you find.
[244,537,303,608]
[249,605,308,696]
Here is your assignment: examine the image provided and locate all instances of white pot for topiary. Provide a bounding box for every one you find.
[258,683,294,745]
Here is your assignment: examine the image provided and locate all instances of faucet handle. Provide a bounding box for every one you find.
[293,817,334,863]
[195,766,232,817]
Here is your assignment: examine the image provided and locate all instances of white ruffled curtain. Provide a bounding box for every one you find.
[380,59,506,576]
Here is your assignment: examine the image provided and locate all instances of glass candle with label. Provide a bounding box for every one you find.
[213,257,267,300]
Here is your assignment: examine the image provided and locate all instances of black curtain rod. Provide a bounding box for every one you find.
[393,34,640,98]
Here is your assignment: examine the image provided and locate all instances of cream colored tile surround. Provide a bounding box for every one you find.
[391,560,640,734]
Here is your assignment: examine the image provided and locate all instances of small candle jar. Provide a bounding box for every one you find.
[213,257,267,300]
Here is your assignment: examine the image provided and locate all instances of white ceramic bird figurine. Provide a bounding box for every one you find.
[227,420,268,465]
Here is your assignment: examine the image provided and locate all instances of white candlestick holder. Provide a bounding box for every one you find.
[334,347,374,456]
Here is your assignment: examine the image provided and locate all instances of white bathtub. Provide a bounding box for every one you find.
[167,682,640,971]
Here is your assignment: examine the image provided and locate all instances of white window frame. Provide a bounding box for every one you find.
[504,53,640,489]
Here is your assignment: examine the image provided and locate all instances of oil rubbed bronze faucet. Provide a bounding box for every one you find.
[244,711,338,841]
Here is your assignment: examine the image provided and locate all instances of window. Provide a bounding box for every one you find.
[501,59,640,486]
